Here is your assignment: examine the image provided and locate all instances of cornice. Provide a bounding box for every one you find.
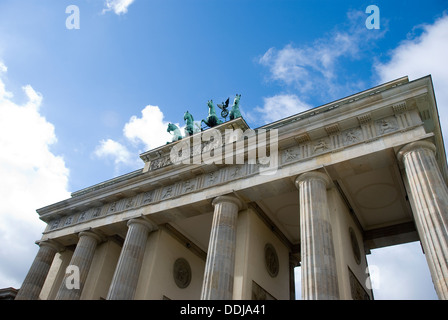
[259,76,411,131]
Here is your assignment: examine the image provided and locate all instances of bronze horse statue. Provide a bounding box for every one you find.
[184,111,195,136]
[201,100,223,128]
[167,123,182,144]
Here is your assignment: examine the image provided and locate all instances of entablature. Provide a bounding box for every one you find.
[37,75,444,240]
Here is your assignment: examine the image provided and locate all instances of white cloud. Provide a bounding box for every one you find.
[0,64,70,288]
[259,10,384,100]
[0,61,12,99]
[94,105,181,174]
[0,61,7,73]
[123,105,177,150]
[254,94,312,124]
[366,242,437,300]
[375,13,448,149]
[103,0,135,15]
[94,138,135,171]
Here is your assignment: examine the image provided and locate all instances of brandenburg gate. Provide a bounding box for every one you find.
[15,75,448,300]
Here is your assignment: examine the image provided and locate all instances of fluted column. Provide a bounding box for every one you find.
[397,141,448,299]
[55,230,103,300]
[201,195,242,300]
[295,171,339,300]
[15,240,63,300]
[107,218,155,300]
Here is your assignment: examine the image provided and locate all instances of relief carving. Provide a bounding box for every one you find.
[64,216,73,226]
[183,179,195,193]
[252,281,276,300]
[108,201,117,213]
[207,171,217,185]
[173,258,191,289]
[264,243,279,278]
[283,148,299,162]
[229,165,243,179]
[150,156,172,171]
[92,207,101,218]
[348,267,370,300]
[50,219,60,230]
[78,211,87,222]
[125,198,134,209]
[142,191,153,204]
[377,118,398,134]
[344,128,362,145]
[313,139,329,154]
[162,186,173,199]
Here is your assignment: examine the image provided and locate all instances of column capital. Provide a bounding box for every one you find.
[126,217,157,232]
[36,239,65,253]
[397,140,436,162]
[294,171,331,190]
[78,230,105,244]
[212,195,243,210]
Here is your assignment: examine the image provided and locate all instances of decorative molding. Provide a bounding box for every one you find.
[261,76,409,131]
[325,124,340,136]
[294,133,311,144]
[392,101,407,114]
[281,108,419,166]
[357,113,372,125]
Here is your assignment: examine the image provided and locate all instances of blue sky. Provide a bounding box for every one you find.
[0,0,447,299]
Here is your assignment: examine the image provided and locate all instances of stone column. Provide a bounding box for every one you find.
[55,230,103,300]
[107,218,155,300]
[15,240,63,300]
[295,171,339,300]
[201,195,242,300]
[397,141,448,300]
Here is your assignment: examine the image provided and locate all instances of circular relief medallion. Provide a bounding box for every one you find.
[264,243,279,278]
[173,258,191,288]
[349,227,361,265]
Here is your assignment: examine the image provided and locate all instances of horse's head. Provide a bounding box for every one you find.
[207,100,214,109]
[234,94,241,104]
[167,123,176,132]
